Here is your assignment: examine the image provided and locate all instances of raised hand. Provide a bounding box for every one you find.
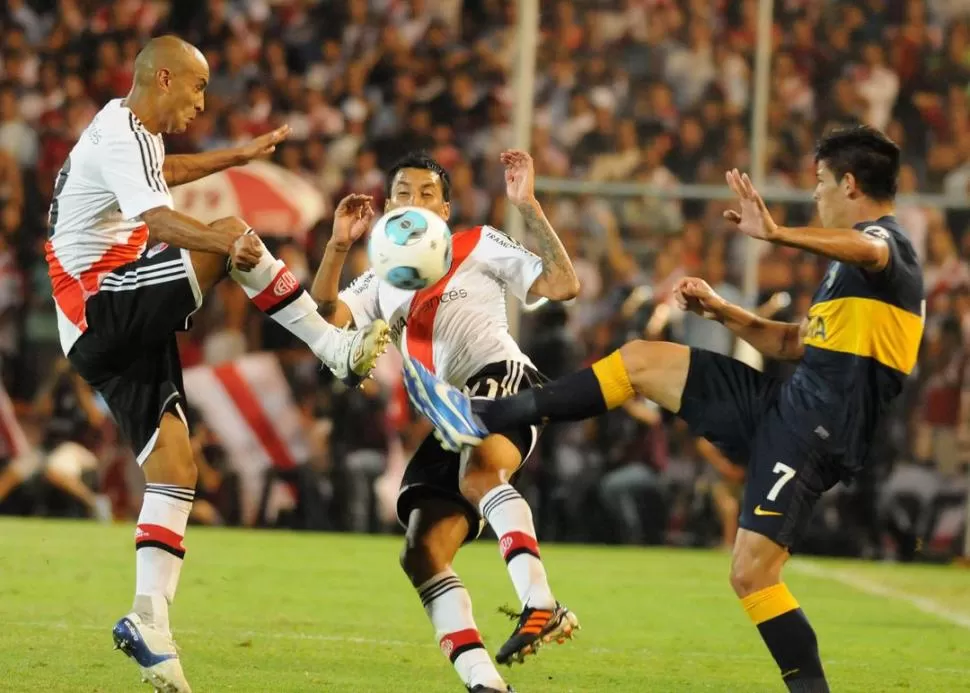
[330,194,376,251]
[501,149,537,207]
[238,125,291,162]
[723,168,779,241]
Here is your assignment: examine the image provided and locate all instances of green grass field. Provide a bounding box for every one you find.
[1,518,968,692]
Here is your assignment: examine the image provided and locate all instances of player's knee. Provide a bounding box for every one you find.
[729,561,755,597]
[145,414,198,488]
[208,216,250,234]
[458,438,519,505]
[618,339,661,397]
[729,550,780,597]
[617,340,690,412]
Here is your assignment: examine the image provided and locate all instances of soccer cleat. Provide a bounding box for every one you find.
[323,319,390,387]
[112,613,191,693]
[400,353,488,451]
[467,686,516,692]
[495,602,580,666]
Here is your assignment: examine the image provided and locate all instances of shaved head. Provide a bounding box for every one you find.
[128,35,209,134]
[134,35,208,86]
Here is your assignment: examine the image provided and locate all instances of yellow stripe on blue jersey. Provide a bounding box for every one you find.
[803,297,923,374]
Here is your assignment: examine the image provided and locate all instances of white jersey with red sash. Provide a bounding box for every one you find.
[45,99,173,355]
[340,225,542,388]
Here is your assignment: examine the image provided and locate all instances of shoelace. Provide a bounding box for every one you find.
[498,604,524,622]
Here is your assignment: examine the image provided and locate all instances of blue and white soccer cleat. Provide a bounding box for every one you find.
[400,353,488,452]
[112,613,191,692]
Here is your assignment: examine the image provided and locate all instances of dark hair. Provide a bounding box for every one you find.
[385,152,451,202]
[815,124,900,201]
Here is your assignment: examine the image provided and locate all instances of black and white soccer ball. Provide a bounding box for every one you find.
[368,206,453,290]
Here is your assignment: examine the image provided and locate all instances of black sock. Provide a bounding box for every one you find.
[476,351,633,432]
[760,610,828,692]
[743,584,828,692]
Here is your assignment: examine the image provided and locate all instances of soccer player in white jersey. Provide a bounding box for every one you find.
[311,152,580,692]
[46,36,388,692]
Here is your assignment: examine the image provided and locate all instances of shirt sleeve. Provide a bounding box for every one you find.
[478,225,544,302]
[859,224,919,288]
[339,269,382,328]
[100,128,173,220]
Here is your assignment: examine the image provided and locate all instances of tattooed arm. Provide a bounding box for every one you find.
[517,199,580,300]
[502,149,579,300]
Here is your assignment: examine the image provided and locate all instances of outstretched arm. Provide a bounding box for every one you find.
[163,150,244,188]
[723,169,890,271]
[674,277,806,361]
[162,126,290,188]
[769,225,889,271]
[503,150,580,301]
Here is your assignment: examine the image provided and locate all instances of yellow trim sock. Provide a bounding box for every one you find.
[742,583,799,625]
[742,584,829,691]
[590,350,635,409]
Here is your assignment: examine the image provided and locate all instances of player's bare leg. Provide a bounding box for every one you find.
[404,341,691,445]
[187,223,389,386]
[113,412,196,693]
[459,435,578,666]
[731,530,829,693]
[400,502,512,692]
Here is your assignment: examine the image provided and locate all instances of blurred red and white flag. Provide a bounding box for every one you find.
[184,353,308,525]
[171,160,325,242]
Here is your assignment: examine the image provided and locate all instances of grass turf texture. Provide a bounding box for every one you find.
[1,518,967,692]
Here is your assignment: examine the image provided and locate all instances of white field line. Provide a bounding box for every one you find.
[5,620,970,675]
[790,560,970,630]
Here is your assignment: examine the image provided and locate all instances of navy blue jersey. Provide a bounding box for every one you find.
[783,216,924,474]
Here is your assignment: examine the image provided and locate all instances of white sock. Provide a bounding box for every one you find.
[480,484,555,609]
[229,235,342,362]
[133,483,194,634]
[417,570,506,690]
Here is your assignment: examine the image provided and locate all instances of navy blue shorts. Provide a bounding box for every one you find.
[679,349,842,550]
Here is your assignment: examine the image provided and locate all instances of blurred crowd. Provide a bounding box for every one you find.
[0,0,968,559]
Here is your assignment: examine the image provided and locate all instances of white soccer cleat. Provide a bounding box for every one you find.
[112,613,191,693]
[321,319,390,387]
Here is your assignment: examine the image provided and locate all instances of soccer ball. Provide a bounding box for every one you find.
[368,206,453,290]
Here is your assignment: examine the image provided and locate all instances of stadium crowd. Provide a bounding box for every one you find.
[0,0,967,559]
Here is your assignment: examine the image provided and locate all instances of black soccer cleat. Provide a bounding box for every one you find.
[495,602,580,666]
[467,686,516,692]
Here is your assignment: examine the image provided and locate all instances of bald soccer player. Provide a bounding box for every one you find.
[46,36,389,692]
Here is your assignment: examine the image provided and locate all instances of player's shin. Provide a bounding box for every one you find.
[227,235,348,363]
[133,483,195,634]
[476,350,634,432]
[742,583,829,693]
[479,485,555,609]
[418,570,506,690]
